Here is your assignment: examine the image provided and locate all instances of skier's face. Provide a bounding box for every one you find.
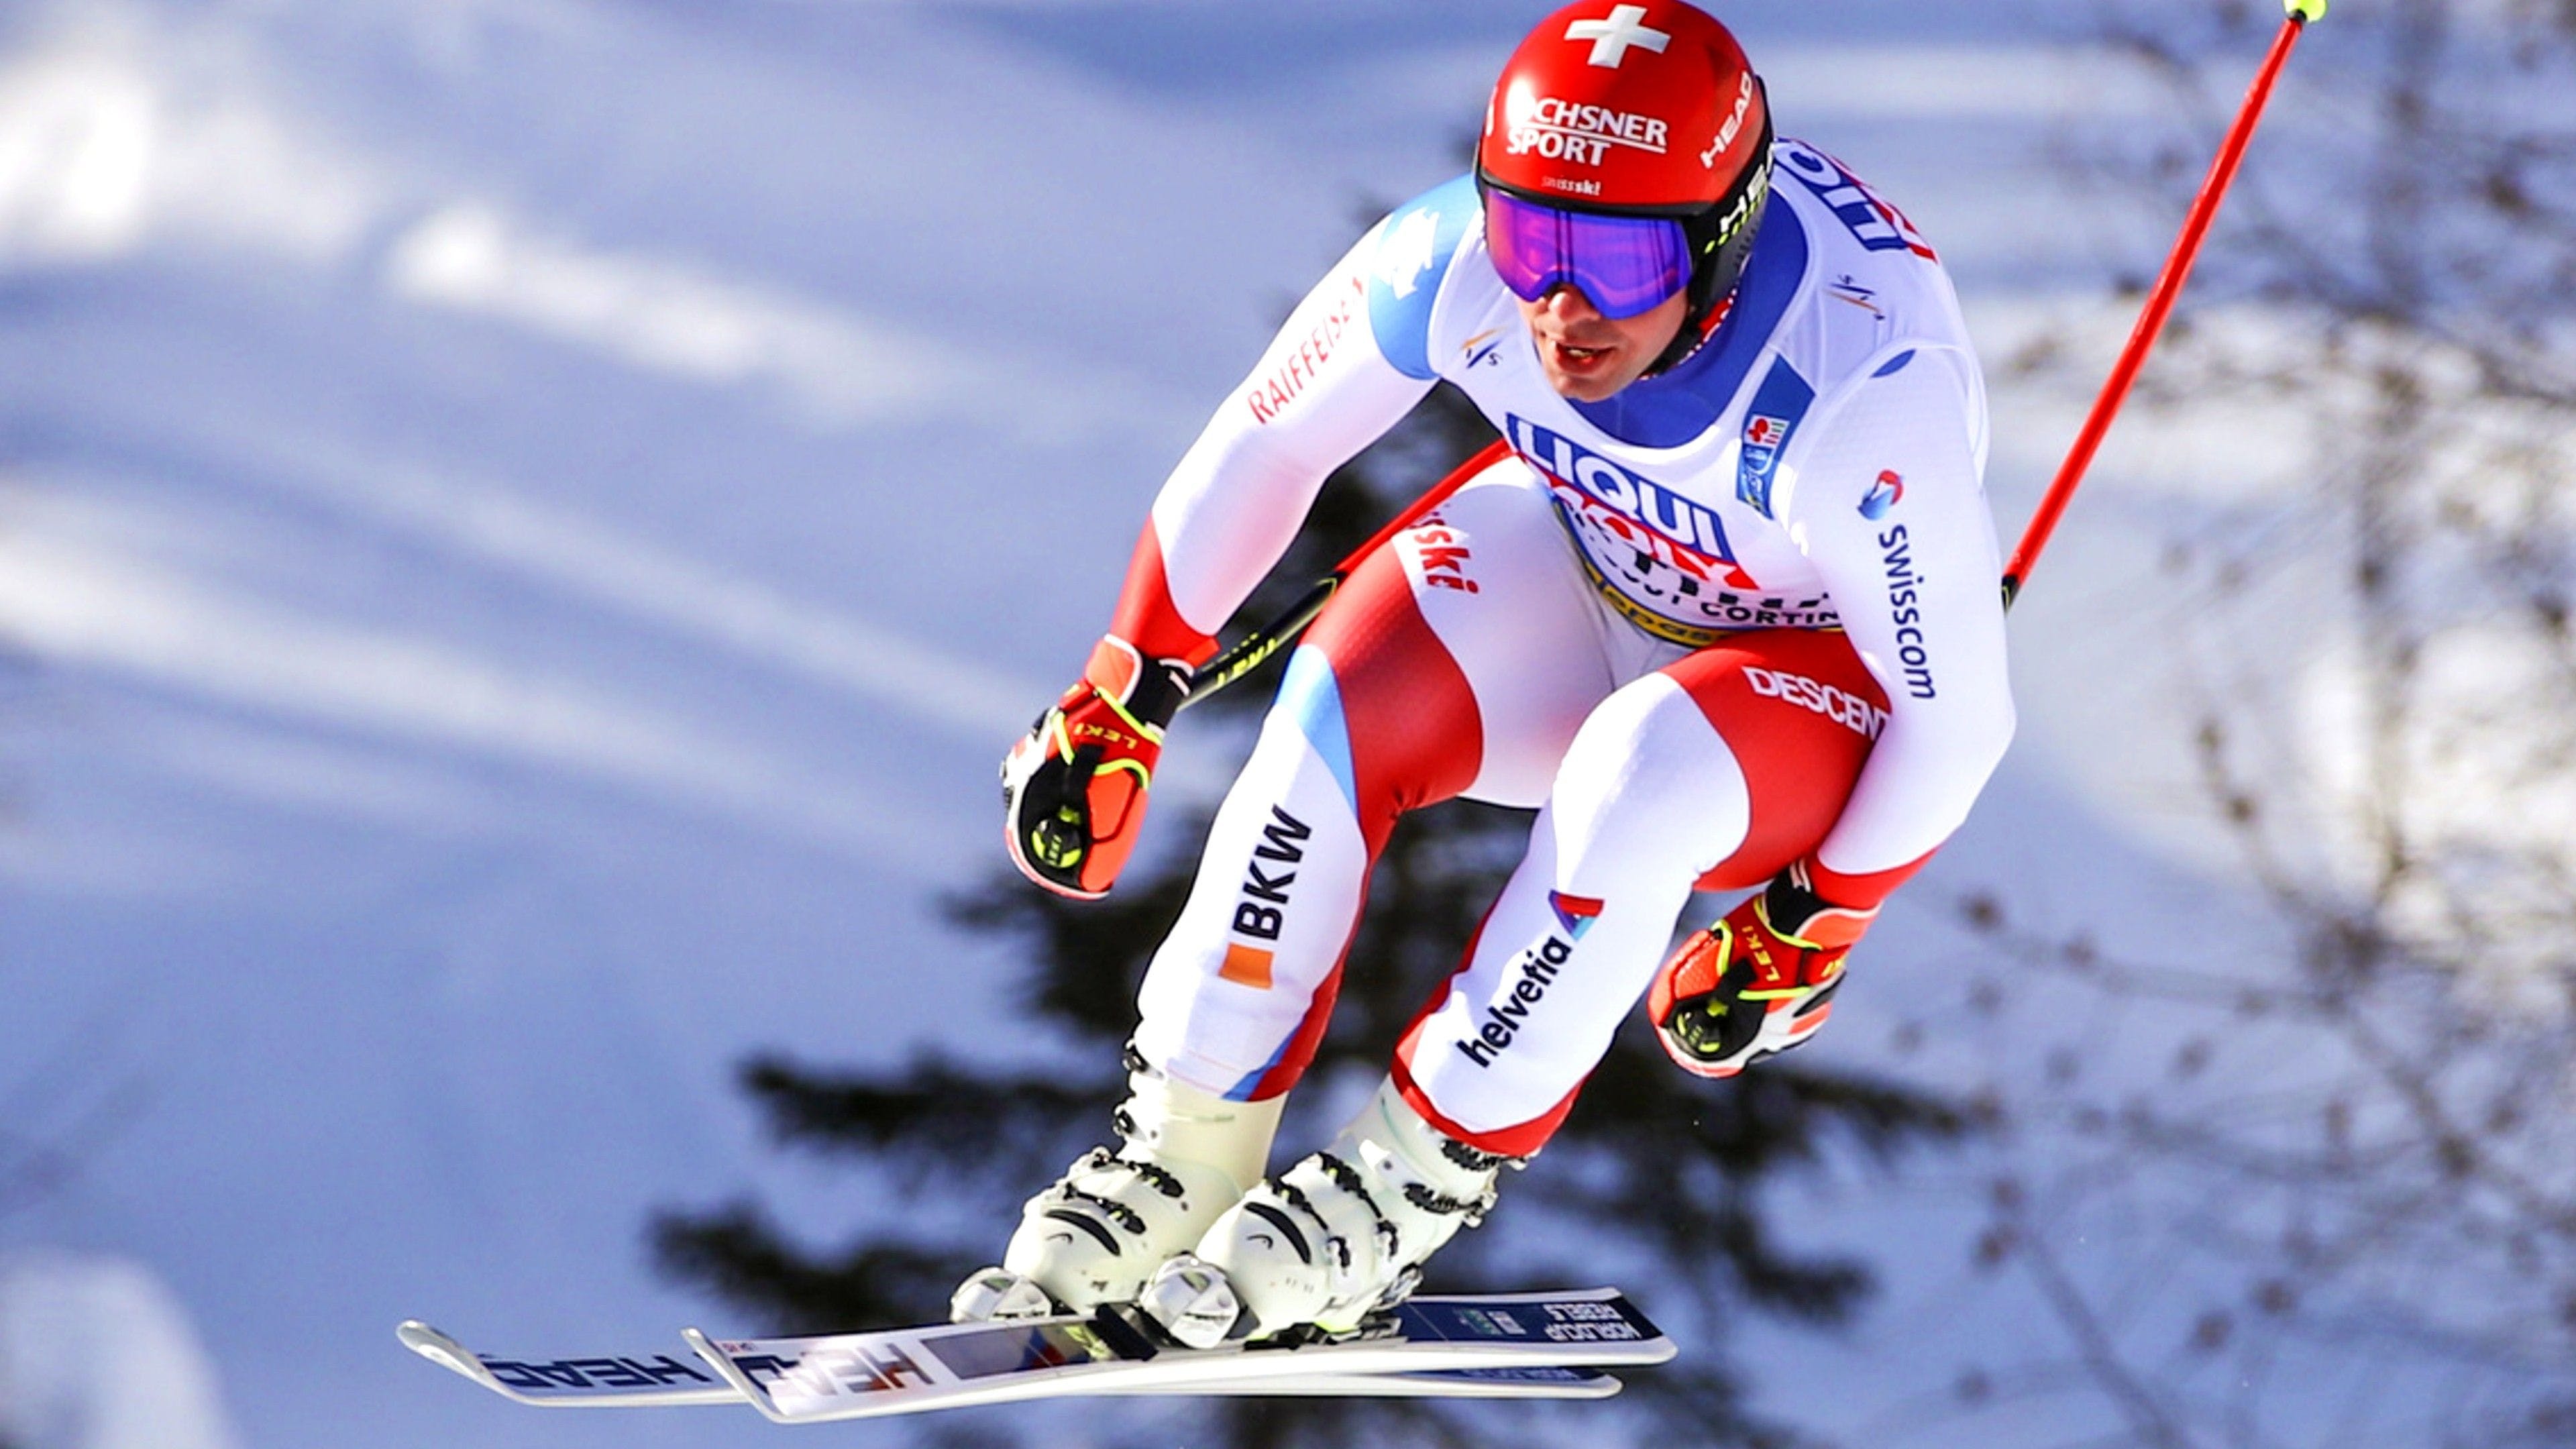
[1516,283,1687,402]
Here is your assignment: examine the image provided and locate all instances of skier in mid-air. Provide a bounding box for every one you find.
[954,0,2015,1348]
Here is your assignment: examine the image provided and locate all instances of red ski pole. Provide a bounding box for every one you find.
[2002,0,2325,608]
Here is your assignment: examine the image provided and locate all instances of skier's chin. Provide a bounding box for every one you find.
[1538,337,1655,402]
[1535,345,1638,399]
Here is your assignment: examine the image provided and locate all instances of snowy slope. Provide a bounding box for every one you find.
[0,1251,239,1449]
[0,1,2373,1446]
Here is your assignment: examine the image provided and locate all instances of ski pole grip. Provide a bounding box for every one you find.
[2285,0,2326,21]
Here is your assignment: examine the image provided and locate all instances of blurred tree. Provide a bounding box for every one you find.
[0,1020,149,1222]
[653,380,1970,1447]
[1940,1,2576,1443]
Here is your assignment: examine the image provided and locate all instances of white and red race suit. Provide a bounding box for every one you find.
[1099,140,2015,1157]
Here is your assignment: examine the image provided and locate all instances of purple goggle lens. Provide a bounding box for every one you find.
[1483,192,1691,319]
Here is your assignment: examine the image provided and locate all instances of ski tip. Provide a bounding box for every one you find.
[396,1321,483,1380]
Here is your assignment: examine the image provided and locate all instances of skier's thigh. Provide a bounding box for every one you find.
[1367,458,1633,809]
[1666,628,1889,892]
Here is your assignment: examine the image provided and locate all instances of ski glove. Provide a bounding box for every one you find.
[1003,635,1192,900]
[1648,865,1877,1079]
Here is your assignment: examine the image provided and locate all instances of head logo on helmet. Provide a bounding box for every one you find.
[1477,0,1776,372]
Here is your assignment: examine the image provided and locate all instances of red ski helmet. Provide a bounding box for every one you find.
[1476,2,1772,358]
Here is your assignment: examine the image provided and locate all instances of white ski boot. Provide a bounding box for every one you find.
[1138,1077,1516,1348]
[951,1061,1280,1322]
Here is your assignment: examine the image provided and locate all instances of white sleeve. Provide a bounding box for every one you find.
[1144,226,1440,639]
[1778,344,2015,878]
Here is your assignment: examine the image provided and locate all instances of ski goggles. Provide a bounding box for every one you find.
[1483,191,1692,319]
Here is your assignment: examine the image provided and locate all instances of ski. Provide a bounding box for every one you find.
[402,1320,1613,1406]
[398,1307,1632,1412]
[681,1288,1670,1424]
[400,1322,740,1408]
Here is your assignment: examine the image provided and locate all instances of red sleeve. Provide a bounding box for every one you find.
[1107,520,1222,667]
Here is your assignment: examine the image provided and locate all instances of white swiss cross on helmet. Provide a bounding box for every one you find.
[1564,4,1672,68]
